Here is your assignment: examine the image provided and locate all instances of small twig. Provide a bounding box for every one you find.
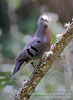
[12,21,73,100]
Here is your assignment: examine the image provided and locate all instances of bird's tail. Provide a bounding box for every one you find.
[10,60,24,81]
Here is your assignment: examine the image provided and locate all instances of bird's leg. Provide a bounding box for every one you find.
[31,62,39,73]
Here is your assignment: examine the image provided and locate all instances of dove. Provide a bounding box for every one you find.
[11,15,51,80]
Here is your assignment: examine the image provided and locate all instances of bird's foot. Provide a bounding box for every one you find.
[31,62,40,73]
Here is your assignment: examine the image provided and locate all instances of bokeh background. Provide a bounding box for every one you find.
[0,0,73,100]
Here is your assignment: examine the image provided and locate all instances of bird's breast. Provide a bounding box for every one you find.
[44,26,50,45]
[43,27,50,51]
[45,27,50,43]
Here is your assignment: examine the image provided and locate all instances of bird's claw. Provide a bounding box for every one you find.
[34,67,40,73]
[31,62,40,73]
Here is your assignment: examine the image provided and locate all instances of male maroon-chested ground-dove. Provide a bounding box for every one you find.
[11,15,51,80]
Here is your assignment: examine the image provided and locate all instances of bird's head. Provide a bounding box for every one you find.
[38,15,49,25]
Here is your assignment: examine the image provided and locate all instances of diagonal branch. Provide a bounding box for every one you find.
[12,21,73,100]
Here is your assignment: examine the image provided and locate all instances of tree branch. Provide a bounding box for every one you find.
[12,21,73,100]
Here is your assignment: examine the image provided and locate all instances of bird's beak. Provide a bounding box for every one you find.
[45,19,49,23]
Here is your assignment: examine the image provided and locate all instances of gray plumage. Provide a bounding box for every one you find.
[11,15,50,80]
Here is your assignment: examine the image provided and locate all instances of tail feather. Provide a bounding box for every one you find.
[11,60,24,81]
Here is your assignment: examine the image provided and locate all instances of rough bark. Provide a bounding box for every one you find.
[12,21,73,100]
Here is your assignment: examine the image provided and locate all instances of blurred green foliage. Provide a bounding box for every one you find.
[50,31,55,45]
[46,84,56,94]
[18,18,37,34]
[1,35,15,59]
[0,72,12,88]
[11,0,21,9]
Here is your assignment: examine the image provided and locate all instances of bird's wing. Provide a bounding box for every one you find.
[15,36,44,61]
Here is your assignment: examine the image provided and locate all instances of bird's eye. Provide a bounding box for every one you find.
[41,18,43,20]
[37,41,41,43]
